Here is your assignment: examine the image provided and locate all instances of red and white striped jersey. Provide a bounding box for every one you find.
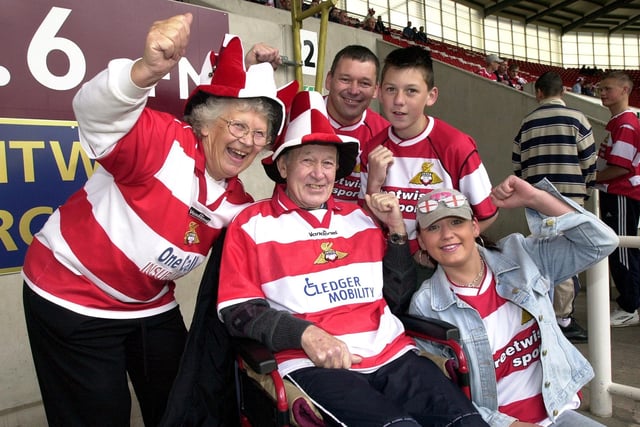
[217,184,415,376]
[328,106,389,203]
[22,59,253,319]
[454,273,548,424]
[596,109,640,200]
[360,117,497,253]
[476,68,498,81]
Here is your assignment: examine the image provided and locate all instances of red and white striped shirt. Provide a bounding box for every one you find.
[217,185,415,376]
[476,68,498,81]
[328,106,389,203]
[596,109,640,200]
[454,272,548,424]
[22,59,253,319]
[360,117,497,253]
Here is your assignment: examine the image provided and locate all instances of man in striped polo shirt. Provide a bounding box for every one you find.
[512,71,597,341]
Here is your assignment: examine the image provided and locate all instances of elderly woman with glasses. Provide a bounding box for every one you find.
[408,175,618,427]
[21,13,296,427]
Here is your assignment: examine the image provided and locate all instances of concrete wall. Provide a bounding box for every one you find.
[0,1,612,424]
[420,56,609,239]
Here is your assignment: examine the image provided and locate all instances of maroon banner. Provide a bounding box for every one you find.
[0,0,229,274]
[0,0,229,120]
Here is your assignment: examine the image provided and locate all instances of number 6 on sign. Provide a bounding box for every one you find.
[300,29,317,77]
[27,7,86,91]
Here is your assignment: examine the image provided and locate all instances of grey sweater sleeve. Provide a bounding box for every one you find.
[221,241,414,350]
[220,299,313,352]
[382,241,416,315]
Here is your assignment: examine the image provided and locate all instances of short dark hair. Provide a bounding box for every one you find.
[329,45,380,82]
[381,46,434,89]
[535,71,564,97]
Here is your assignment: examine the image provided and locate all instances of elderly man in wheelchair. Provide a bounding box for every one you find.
[216,90,486,427]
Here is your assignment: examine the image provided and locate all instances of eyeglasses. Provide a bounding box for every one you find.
[219,118,270,146]
[418,194,468,213]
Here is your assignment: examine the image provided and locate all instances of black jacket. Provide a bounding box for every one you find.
[159,229,239,427]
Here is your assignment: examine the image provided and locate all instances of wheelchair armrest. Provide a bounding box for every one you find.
[232,337,278,375]
[397,314,460,341]
[399,314,471,399]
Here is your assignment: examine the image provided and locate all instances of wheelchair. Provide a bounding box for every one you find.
[233,314,471,427]
[161,228,471,427]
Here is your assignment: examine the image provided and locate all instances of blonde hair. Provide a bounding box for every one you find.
[602,71,633,91]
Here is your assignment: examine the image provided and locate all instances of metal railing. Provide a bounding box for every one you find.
[587,190,640,417]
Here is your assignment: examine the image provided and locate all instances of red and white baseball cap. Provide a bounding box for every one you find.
[262,90,359,183]
[184,34,298,137]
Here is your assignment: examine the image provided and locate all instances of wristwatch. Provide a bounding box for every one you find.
[388,232,408,245]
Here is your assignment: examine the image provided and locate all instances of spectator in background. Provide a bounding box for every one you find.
[513,71,597,343]
[302,0,319,15]
[596,71,640,327]
[476,54,503,81]
[362,8,376,31]
[582,81,595,97]
[494,58,509,83]
[337,9,360,27]
[324,45,389,203]
[572,77,584,94]
[402,21,415,40]
[374,15,390,34]
[415,26,428,43]
[329,6,340,23]
[505,63,527,90]
[374,15,389,34]
[276,0,291,10]
[338,9,349,25]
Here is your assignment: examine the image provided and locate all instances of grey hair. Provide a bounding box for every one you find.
[184,97,281,141]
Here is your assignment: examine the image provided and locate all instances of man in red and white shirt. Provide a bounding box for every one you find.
[596,71,640,327]
[217,90,486,427]
[325,45,389,203]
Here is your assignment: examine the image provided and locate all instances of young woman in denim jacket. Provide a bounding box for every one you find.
[408,175,618,427]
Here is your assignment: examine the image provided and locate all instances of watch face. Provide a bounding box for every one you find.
[390,233,407,244]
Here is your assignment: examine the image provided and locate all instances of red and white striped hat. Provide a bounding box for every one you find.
[262,90,359,183]
[184,34,298,137]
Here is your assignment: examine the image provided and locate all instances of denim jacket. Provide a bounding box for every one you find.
[409,180,619,427]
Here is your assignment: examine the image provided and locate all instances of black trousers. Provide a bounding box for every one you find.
[287,351,487,427]
[600,192,640,313]
[23,284,187,427]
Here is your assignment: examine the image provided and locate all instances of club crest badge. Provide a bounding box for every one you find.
[410,162,443,186]
[521,310,534,325]
[314,242,348,264]
[184,221,200,245]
